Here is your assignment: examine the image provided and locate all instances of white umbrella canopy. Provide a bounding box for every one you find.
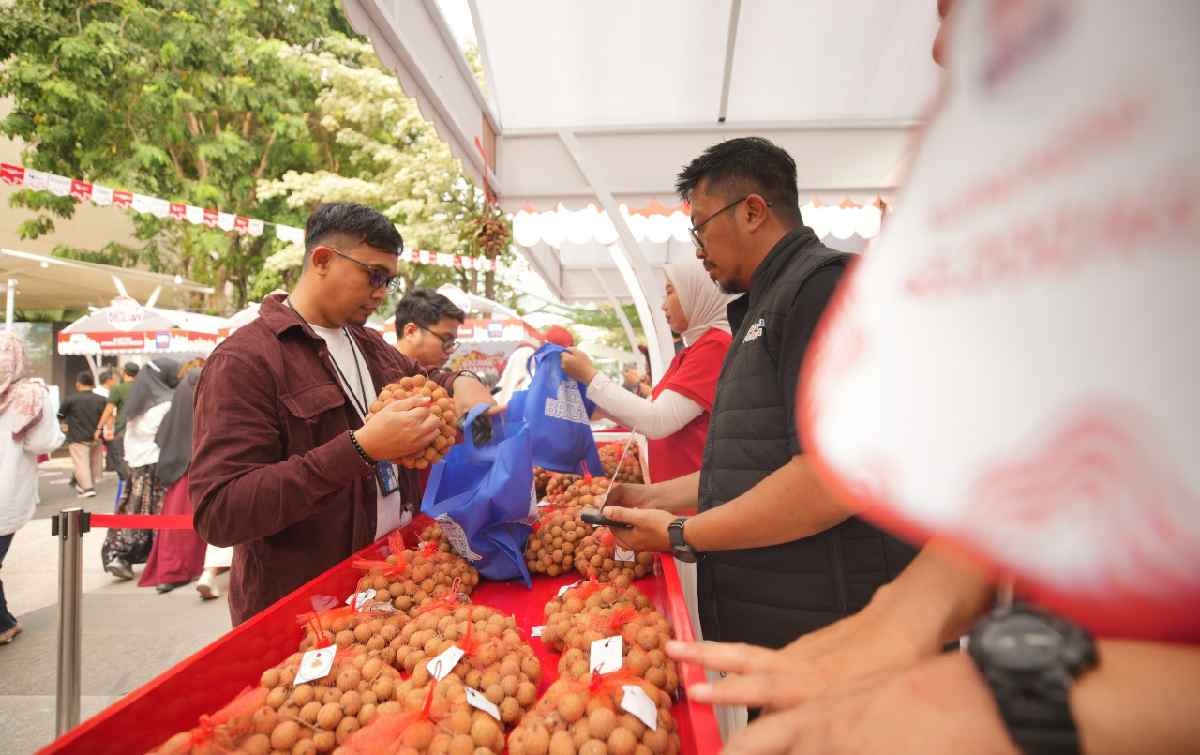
[58,297,228,356]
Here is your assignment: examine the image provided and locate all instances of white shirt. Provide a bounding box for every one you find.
[495,344,536,405]
[93,386,110,399]
[308,324,408,538]
[1,386,65,536]
[124,401,171,468]
[586,372,703,439]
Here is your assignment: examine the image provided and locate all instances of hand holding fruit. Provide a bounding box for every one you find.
[355,395,439,461]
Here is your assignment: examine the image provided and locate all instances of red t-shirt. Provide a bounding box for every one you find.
[647,328,732,482]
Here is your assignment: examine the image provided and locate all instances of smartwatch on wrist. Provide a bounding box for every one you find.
[667,518,697,563]
[967,602,1097,755]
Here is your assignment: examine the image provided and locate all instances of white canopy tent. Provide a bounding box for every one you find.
[342,0,941,376]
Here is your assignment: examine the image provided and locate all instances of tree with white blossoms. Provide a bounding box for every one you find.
[255,36,514,303]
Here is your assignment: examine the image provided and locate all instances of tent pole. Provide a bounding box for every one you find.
[558,130,674,379]
[5,278,15,330]
[590,267,640,356]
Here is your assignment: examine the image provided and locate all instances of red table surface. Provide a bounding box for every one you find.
[40,520,721,755]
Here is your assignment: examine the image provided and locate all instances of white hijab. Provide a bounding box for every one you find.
[665,260,737,346]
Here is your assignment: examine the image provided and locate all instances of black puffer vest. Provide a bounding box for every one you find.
[696,228,916,649]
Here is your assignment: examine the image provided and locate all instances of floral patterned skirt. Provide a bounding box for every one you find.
[101,464,165,567]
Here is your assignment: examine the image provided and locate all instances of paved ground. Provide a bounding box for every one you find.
[0,458,233,755]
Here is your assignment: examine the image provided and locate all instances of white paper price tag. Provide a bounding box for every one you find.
[293,645,337,685]
[590,635,623,675]
[465,686,502,721]
[426,645,466,681]
[345,588,376,610]
[557,581,580,598]
[614,546,635,563]
[620,685,658,731]
[531,625,545,638]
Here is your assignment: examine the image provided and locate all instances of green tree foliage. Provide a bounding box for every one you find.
[0,1,512,313]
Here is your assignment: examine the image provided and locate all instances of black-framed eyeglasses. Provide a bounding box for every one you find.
[420,326,458,353]
[688,195,773,249]
[325,246,401,292]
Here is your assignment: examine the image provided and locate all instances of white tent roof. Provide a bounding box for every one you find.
[342,0,941,375]
[0,248,214,311]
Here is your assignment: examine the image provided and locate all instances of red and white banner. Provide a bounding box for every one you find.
[57,329,220,356]
[0,161,500,273]
[801,0,1199,642]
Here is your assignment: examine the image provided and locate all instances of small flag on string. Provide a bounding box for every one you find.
[113,190,133,208]
[69,180,93,202]
[91,185,114,206]
[1,163,25,185]
[203,208,218,228]
[170,203,187,220]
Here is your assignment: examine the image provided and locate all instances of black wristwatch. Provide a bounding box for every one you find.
[667,518,697,563]
[967,602,1097,755]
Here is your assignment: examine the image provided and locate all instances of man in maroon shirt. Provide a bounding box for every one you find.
[190,203,494,625]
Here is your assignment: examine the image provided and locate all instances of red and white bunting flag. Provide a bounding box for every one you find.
[185,205,204,225]
[275,224,304,245]
[407,249,419,264]
[23,169,49,191]
[69,179,93,202]
[46,174,72,197]
[91,185,114,206]
[234,215,249,234]
[217,212,235,232]
[452,255,463,269]
[113,190,133,208]
[202,208,218,228]
[169,203,187,220]
[0,163,25,185]
[247,218,264,236]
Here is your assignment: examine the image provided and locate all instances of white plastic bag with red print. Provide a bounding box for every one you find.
[801,0,1199,642]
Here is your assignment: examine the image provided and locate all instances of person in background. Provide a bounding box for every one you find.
[494,324,575,405]
[98,362,138,480]
[620,364,643,395]
[58,370,106,498]
[102,357,180,580]
[138,359,205,593]
[191,202,495,625]
[94,369,116,400]
[0,332,64,645]
[562,259,735,482]
[393,289,466,370]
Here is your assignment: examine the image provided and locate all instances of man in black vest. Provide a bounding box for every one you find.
[605,137,915,653]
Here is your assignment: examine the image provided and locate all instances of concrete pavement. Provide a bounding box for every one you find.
[0,459,233,755]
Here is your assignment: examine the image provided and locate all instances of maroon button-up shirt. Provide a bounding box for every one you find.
[190,294,457,625]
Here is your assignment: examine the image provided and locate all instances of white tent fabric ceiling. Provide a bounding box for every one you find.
[476,2,939,129]
[342,0,942,369]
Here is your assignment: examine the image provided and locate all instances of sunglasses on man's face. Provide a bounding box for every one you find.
[325,246,401,292]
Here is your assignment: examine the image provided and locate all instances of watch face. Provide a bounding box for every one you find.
[978,613,1065,672]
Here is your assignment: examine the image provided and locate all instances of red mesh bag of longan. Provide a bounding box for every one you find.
[249,643,406,755]
[555,606,680,697]
[367,374,458,470]
[353,536,480,614]
[507,672,680,755]
[339,674,506,755]
[574,528,655,583]
[146,685,268,755]
[388,600,542,727]
[540,579,652,653]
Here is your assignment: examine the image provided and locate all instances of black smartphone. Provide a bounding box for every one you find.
[579,506,633,529]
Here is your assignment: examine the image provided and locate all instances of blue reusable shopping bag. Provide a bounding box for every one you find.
[420,404,535,585]
[511,343,603,475]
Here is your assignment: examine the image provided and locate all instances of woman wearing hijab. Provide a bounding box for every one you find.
[0,332,64,644]
[138,359,205,593]
[562,259,735,482]
[102,356,180,580]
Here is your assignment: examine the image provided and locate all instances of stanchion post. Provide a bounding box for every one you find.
[53,507,89,736]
